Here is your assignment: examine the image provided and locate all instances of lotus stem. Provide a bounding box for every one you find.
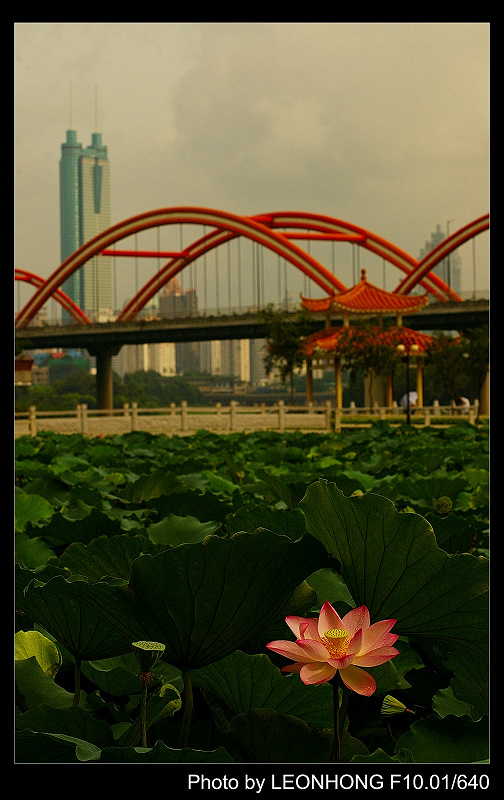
[139,673,150,747]
[330,677,341,763]
[73,658,81,707]
[180,669,193,749]
[330,677,351,763]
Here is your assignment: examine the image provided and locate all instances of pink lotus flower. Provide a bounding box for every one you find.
[266,602,399,696]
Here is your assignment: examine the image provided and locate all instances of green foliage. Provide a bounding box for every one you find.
[15,368,209,412]
[260,304,313,402]
[425,325,488,405]
[15,423,488,764]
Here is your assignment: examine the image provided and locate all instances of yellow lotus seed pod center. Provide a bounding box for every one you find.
[322,628,349,658]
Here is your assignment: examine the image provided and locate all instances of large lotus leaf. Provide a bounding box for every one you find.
[15,730,101,762]
[15,530,56,570]
[299,481,488,650]
[147,489,234,523]
[119,530,328,669]
[99,740,235,763]
[36,507,124,549]
[16,576,135,661]
[15,657,77,710]
[58,534,156,581]
[191,650,334,729]
[226,504,307,539]
[394,714,488,763]
[119,469,182,503]
[229,709,335,763]
[15,487,55,532]
[30,531,328,671]
[15,630,61,677]
[16,704,113,748]
[146,514,220,546]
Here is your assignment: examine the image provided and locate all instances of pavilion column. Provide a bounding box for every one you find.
[306,357,314,404]
[386,374,394,407]
[415,358,424,407]
[334,356,343,410]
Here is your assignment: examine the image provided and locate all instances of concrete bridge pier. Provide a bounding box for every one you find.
[87,343,122,410]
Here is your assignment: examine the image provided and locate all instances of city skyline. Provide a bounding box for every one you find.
[15,23,489,317]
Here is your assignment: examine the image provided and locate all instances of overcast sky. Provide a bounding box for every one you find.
[14,22,489,315]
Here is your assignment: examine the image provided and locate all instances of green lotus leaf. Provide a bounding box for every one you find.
[23,530,327,671]
[15,530,56,570]
[15,657,76,710]
[99,740,235,763]
[16,704,113,748]
[191,650,334,728]
[146,514,220,546]
[299,480,488,648]
[15,630,62,677]
[58,534,155,581]
[37,507,123,549]
[229,708,334,763]
[226,504,307,539]
[15,487,55,532]
[120,469,182,503]
[15,730,101,762]
[16,576,135,661]
[394,714,488,763]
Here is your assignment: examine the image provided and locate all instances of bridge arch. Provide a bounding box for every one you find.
[117,210,464,321]
[16,207,347,329]
[15,268,91,324]
[15,208,488,328]
[395,214,489,294]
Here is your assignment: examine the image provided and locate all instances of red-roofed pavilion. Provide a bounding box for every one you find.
[300,270,432,409]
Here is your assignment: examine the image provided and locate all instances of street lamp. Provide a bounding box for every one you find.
[397,343,420,425]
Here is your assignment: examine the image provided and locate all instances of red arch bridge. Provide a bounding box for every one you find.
[15,207,489,408]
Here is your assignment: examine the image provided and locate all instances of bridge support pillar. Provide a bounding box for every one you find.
[87,344,122,410]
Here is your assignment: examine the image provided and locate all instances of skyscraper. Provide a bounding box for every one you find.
[59,129,112,321]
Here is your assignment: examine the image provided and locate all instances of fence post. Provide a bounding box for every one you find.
[123,402,130,417]
[29,405,37,436]
[80,403,88,436]
[334,408,342,433]
[424,408,431,427]
[278,400,285,432]
[215,402,222,430]
[229,400,237,431]
[468,408,475,425]
[325,400,332,431]
[433,399,440,417]
[131,402,138,431]
[181,401,188,432]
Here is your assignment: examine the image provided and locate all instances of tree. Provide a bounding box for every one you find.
[335,321,404,405]
[260,305,313,404]
[461,325,489,416]
[425,334,470,404]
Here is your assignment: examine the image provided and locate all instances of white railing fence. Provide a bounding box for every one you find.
[15,399,483,438]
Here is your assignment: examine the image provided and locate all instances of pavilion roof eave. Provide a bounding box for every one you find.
[301,268,429,316]
[303,323,433,357]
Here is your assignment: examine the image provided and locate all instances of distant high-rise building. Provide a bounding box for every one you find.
[419,224,461,294]
[59,129,112,321]
[159,278,200,373]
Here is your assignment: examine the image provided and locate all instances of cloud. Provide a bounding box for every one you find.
[14,21,489,302]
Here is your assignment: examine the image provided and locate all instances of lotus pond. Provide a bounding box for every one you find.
[15,421,489,768]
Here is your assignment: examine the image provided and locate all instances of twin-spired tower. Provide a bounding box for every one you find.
[59,129,112,321]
